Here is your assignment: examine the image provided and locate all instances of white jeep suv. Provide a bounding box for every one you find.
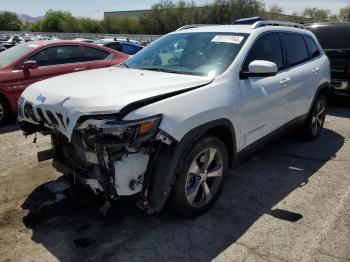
[18,21,330,217]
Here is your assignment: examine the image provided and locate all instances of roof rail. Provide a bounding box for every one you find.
[176,24,216,31]
[251,20,305,29]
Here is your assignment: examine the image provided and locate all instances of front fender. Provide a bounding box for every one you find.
[147,118,237,213]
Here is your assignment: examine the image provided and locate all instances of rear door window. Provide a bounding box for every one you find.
[121,43,141,55]
[304,35,321,59]
[82,46,110,61]
[281,33,309,67]
[29,45,81,66]
[105,42,122,52]
[243,32,284,71]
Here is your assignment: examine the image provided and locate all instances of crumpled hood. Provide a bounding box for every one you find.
[20,67,212,140]
[22,67,212,112]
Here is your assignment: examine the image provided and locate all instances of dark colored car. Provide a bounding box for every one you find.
[307,23,350,96]
[93,39,143,55]
[0,40,128,124]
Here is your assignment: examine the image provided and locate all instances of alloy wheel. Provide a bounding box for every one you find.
[311,99,326,135]
[0,103,4,121]
[185,148,223,207]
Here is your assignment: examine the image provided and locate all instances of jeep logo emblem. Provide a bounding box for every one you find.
[36,94,46,103]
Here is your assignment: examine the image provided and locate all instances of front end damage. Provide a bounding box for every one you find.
[19,106,176,214]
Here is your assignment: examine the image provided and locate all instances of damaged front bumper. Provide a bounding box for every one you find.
[19,106,175,213]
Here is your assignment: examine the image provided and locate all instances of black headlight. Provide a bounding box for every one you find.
[79,114,162,143]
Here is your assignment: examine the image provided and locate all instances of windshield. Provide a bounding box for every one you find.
[124,32,248,76]
[0,42,37,67]
[307,25,350,50]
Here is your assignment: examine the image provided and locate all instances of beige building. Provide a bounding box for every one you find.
[104,10,150,19]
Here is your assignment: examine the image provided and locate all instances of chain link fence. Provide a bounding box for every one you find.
[0,31,161,42]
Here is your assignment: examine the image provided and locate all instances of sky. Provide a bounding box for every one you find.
[1,0,349,19]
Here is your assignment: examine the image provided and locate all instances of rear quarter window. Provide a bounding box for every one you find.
[281,33,309,67]
[304,36,321,59]
[121,43,142,55]
[82,46,110,61]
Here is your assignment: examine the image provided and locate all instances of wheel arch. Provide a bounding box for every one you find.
[317,82,331,100]
[308,82,330,116]
[147,118,237,213]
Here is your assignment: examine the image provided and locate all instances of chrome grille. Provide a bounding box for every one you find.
[46,110,59,126]
[24,102,38,122]
[36,108,48,125]
[18,97,24,118]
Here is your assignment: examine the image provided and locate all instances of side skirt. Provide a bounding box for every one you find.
[235,114,308,164]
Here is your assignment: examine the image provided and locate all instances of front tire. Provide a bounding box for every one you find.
[170,136,228,217]
[303,94,327,139]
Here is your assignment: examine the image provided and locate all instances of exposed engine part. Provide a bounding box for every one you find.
[42,112,175,215]
[86,178,102,194]
[114,153,150,195]
[99,199,112,216]
[156,131,173,145]
[37,148,54,162]
[85,151,98,164]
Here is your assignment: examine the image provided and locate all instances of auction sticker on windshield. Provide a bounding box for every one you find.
[211,35,244,44]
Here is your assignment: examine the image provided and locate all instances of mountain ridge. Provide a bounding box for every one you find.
[0,11,43,23]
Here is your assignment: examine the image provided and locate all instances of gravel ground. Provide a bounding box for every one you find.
[0,106,349,262]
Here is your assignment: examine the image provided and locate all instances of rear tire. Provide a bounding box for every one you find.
[0,96,10,125]
[302,94,327,139]
[170,136,228,217]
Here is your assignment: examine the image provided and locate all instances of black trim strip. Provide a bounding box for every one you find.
[119,80,214,117]
[236,114,307,162]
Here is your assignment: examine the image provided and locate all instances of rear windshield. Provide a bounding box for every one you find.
[0,42,37,67]
[307,25,350,50]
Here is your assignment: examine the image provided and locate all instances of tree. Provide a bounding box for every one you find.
[265,4,283,20]
[302,7,330,21]
[339,6,350,22]
[0,12,22,30]
[269,4,283,14]
[328,14,339,22]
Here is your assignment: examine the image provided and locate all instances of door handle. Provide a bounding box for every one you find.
[74,67,87,72]
[280,78,290,87]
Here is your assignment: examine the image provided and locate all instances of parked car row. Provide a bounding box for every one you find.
[0,40,129,123]
[92,38,143,55]
[0,34,148,124]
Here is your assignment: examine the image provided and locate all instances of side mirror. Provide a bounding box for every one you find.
[22,60,38,70]
[240,60,278,78]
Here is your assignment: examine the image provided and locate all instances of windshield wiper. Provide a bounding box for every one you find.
[139,67,188,75]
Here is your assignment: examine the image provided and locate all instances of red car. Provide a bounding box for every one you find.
[0,40,128,124]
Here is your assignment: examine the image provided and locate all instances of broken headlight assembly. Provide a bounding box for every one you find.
[78,114,163,145]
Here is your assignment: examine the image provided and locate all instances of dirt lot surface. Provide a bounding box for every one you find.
[0,106,349,262]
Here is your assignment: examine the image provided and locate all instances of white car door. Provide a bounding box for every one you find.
[280,33,318,121]
[239,32,290,149]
